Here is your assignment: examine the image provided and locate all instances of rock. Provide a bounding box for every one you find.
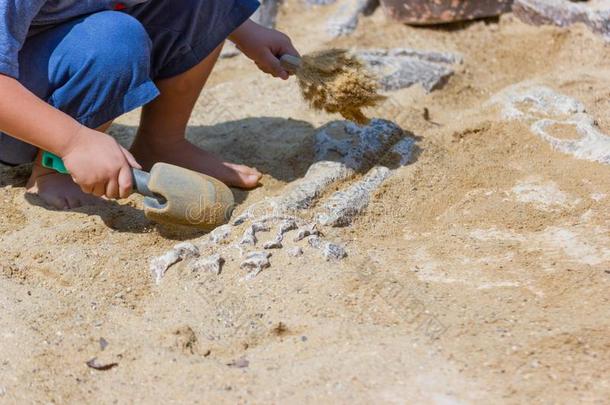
[287,247,304,257]
[308,235,324,249]
[355,48,461,92]
[278,219,298,235]
[255,119,404,215]
[513,0,610,40]
[240,226,257,246]
[327,0,380,37]
[379,0,512,24]
[240,251,272,279]
[294,223,321,242]
[314,119,404,169]
[263,235,283,249]
[232,211,253,225]
[239,222,271,246]
[252,222,271,233]
[190,253,224,275]
[489,84,610,165]
[260,218,299,249]
[307,236,348,260]
[323,242,348,260]
[391,136,416,166]
[174,242,200,258]
[272,161,353,212]
[317,166,392,226]
[210,224,232,244]
[150,242,199,284]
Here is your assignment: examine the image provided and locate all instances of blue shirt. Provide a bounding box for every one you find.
[0,0,149,78]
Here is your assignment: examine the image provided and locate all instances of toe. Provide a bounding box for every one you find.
[221,165,261,189]
[224,163,263,181]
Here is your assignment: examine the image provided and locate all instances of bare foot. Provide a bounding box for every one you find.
[130,137,262,189]
[26,163,102,209]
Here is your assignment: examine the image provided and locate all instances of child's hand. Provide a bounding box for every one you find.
[61,126,141,199]
[230,20,299,80]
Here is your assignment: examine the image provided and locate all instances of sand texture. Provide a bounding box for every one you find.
[1,1,609,403]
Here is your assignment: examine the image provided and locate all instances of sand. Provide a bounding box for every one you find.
[1,1,609,403]
[296,49,385,124]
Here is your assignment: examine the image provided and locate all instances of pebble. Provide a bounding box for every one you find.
[287,247,304,257]
[323,243,347,261]
[240,251,272,279]
[190,253,224,276]
[210,224,232,244]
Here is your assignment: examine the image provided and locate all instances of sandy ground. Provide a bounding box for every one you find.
[1,1,609,403]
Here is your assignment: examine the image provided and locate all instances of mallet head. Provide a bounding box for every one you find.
[141,163,235,230]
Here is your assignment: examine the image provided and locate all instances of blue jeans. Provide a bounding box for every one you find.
[0,0,259,165]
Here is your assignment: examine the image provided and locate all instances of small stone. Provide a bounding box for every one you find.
[323,243,348,260]
[240,226,257,246]
[263,235,283,249]
[210,224,232,244]
[240,222,271,246]
[278,219,298,235]
[190,254,224,275]
[150,242,200,284]
[294,223,321,242]
[287,247,304,257]
[232,211,253,225]
[174,242,199,258]
[240,251,272,279]
[227,357,249,368]
[308,235,324,249]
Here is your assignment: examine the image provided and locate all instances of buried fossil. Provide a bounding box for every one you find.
[149,118,416,282]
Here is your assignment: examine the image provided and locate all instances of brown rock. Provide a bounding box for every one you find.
[513,0,610,39]
[379,0,513,25]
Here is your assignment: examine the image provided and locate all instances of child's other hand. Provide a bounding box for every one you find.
[61,125,141,199]
[230,20,299,80]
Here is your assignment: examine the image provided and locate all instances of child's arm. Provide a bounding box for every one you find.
[229,19,300,80]
[0,74,139,198]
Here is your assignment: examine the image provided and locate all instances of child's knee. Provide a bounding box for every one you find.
[43,11,158,127]
[77,11,152,80]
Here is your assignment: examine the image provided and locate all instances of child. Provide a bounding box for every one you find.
[0,0,299,209]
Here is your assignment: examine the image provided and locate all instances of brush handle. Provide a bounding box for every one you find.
[280,54,302,73]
